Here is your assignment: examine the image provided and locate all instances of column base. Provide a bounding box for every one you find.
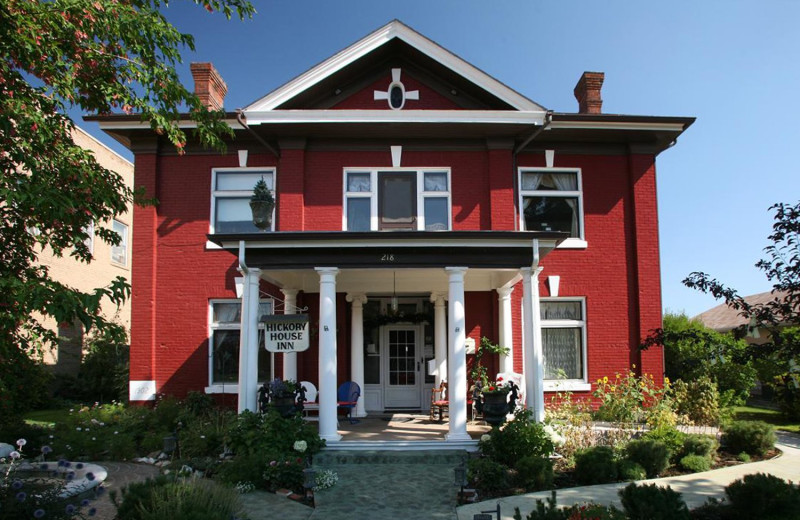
[353,411,368,418]
[445,432,473,442]
[320,433,343,443]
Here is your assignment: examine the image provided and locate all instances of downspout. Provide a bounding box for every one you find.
[236,109,281,158]
[512,111,553,230]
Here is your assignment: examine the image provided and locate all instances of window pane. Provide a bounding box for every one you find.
[522,196,578,236]
[380,174,415,227]
[216,172,272,191]
[347,173,371,192]
[522,172,577,192]
[423,172,447,192]
[257,333,271,382]
[212,330,240,383]
[424,197,448,231]
[543,328,582,379]
[215,198,262,233]
[541,301,582,320]
[214,303,241,323]
[111,220,128,265]
[258,302,273,320]
[347,198,371,231]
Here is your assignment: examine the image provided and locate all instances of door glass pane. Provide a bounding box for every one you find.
[347,198,371,231]
[380,174,416,228]
[424,197,448,231]
[388,329,416,386]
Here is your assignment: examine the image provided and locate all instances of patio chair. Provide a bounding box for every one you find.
[430,381,448,422]
[299,381,319,420]
[337,381,361,424]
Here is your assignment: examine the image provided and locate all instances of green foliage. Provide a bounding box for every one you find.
[593,370,666,424]
[660,313,757,406]
[251,177,275,204]
[216,451,273,488]
[514,456,554,491]
[513,491,626,520]
[261,454,305,492]
[737,452,751,462]
[113,475,243,520]
[225,409,324,457]
[682,434,718,459]
[0,0,255,390]
[769,327,800,420]
[721,420,776,456]
[574,446,618,485]
[679,454,711,472]
[619,483,690,520]
[642,426,686,462]
[725,473,800,520]
[0,345,52,419]
[468,457,509,496]
[479,409,554,467]
[53,329,130,404]
[670,376,722,426]
[469,336,510,388]
[618,459,647,481]
[625,439,671,478]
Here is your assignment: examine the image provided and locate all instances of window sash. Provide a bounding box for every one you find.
[211,168,275,234]
[111,220,128,265]
[518,168,583,239]
[209,300,274,385]
[541,298,586,382]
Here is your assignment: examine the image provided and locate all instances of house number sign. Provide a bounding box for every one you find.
[261,315,310,353]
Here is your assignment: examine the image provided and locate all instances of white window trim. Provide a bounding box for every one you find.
[83,221,94,256]
[342,167,452,231]
[111,219,128,266]
[209,167,276,239]
[205,298,275,393]
[518,167,586,249]
[541,296,589,390]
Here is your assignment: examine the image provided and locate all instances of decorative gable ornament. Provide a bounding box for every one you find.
[374,68,419,110]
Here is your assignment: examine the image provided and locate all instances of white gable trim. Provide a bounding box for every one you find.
[244,20,545,113]
[244,109,546,126]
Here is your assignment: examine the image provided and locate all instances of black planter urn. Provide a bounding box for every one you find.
[250,200,274,230]
[482,392,509,426]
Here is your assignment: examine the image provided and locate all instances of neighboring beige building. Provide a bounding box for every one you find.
[37,126,134,372]
[693,290,789,345]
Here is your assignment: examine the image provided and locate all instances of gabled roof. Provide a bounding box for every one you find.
[693,290,788,332]
[244,20,546,113]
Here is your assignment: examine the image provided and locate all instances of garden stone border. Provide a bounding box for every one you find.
[6,461,107,498]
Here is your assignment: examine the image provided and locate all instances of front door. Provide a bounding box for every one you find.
[383,325,422,408]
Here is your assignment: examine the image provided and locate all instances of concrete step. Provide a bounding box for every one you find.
[320,439,478,453]
[314,448,468,466]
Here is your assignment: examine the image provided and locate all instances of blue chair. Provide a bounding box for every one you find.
[337,381,361,424]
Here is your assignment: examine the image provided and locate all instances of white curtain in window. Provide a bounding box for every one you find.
[543,328,581,379]
[541,301,581,320]
[423,173,447,192]
[550,174,578,236]
[347,174,371,192]
[521,173,543,191]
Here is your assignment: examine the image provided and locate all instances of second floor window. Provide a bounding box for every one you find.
[519,169,583,238]
[211,168,275,233]
[111,220,128,266]
[343,169,451,231]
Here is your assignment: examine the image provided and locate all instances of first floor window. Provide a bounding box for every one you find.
[211,168,275,233]
[519,169,583,238]
[210,300,273,385]
[541,299,586,381]
[111,220,128,266]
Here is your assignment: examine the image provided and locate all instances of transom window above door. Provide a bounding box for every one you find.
[343,169,451,231]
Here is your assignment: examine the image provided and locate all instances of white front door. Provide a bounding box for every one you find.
[383,325,422,408]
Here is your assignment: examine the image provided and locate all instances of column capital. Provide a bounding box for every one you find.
[497,286,514,299]
[280,288,299,299]
[430,292,447,304]
[315,267,340,278]
[445,266,468,280]
[520,266,544,278]
[346,293,368,304]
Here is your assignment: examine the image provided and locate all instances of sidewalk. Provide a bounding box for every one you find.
[457,432,800,520]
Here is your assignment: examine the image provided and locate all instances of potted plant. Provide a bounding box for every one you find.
[250,177,275,230]
[258,378,301,417]
[481,376,512,426]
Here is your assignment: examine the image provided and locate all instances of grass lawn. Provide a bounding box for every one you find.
[734,405,800,433]
[23,408,73,427]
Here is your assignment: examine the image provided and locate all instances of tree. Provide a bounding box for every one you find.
[682,201,800,418]
[0,0,254,415]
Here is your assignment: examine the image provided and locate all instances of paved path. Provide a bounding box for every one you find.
[457,432,800,520]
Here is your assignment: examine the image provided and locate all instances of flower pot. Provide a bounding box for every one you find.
[482,391,509,426]
[250,200,274,230]
[271,396,298,418]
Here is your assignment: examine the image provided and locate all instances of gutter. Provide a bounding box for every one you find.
[236,109,281,158]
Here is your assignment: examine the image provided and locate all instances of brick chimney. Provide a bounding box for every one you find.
[573,71,604,114]
[190,62,228,111]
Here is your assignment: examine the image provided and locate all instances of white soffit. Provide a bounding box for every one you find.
[244,20,546,113]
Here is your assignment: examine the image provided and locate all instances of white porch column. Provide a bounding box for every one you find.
[430,292,448,387]
[316,268,341,442]
[237,268,261,413]
[347,293,368,418]
[522,267,545,422]
[445,267,471,442]
[497,286,514,374]
[281,289,299,381]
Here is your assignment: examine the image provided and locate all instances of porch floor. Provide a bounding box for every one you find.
[316,412,492,442]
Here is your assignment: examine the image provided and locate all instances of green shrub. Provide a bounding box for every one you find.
[468,457,509,496]
[113,475,243,520]
[725,473,800,520]
[513,491,626,520]
[574,446,617,485]
[178,409,235,459]
[721,420,776,456]
[262,454,305,492]
[681,434,718,459]
[182,391,217,417]
[216,451,273,488]
[642,426,685,462]
[618,459,647,481]
[226,409,324,457]
[737,452,751,462]
[619,483,690,520]
[679,454,711,472]
[515,456,553,491]
[479,409,554,467]
[625,439,670,478]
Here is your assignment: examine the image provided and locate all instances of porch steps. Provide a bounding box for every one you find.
[321,439,479,452]
[311,449,467,519]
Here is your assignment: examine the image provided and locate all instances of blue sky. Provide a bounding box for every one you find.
[79,1,800,318]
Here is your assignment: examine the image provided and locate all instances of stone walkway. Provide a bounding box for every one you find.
[457,432,800,519]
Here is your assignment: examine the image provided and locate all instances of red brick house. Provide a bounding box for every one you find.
[93,20,693,444]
